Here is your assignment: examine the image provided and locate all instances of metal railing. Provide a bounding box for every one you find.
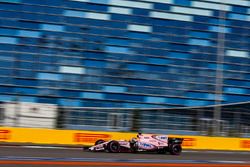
[57,102,250,137]
[0,102,250,137]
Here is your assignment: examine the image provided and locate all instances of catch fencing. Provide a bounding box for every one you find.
[0,101,250,137]
[58,106,250,137]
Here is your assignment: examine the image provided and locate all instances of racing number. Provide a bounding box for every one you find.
[0,130,11,140]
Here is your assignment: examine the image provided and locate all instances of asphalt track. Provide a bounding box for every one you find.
[0,146,250,167]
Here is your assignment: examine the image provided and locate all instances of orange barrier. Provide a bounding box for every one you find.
[170,135,250,151]
[0,126,134,146]
[0,126,249,151]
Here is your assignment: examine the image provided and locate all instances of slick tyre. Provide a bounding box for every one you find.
[107,140,120,153]
[169,144,182,155]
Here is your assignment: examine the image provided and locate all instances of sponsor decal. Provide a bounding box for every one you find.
[0,129,11,140]
[74,133,111,143]
[159,136,167,140]
[182,138,196,147]
[138,142,155,150]
[151,135,167,143]
[240,140,250,149]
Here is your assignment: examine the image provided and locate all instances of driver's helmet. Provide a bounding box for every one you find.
[137,132,142,138]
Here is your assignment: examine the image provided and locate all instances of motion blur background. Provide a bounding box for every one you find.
[0,0,249,137]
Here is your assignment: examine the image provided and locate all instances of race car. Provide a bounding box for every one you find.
[87,133,183,155]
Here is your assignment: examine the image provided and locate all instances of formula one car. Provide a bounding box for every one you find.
[87,133,183,155]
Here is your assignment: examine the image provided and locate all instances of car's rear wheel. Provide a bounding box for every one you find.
[95,139,105,145]
[107,140,120,153]
[169,144,182,155]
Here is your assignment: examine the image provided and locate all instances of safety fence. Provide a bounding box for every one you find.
[59,104,250,137]
[0,102,250,137]
[0,126,250,151]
